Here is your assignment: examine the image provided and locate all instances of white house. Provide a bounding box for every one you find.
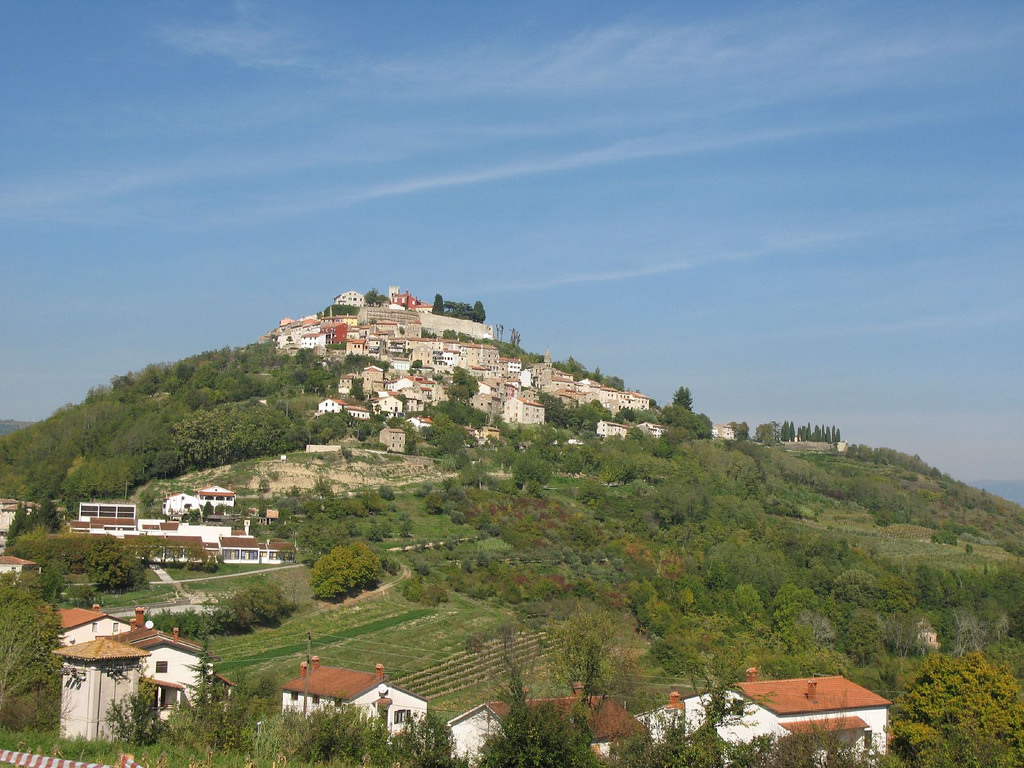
[117,607,219,717]
[334,290,365,307]
[596,421,629,439]
[635,691,685,742]
[449,689,637,762]
[194,485,236,509]
[407,416,434,431]
[281,660,427,733]
[162,492,202,518]
[372,392,406,416]
[636,422,667,438]
[318,398,347,415]
[712,424,737,440]
[503,397,545,425]
[53,638,149,739]
[59,605,126,646]
[0,555,38,574]
[683,673,890,755]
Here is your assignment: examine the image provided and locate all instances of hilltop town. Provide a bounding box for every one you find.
[2,282,1022,768]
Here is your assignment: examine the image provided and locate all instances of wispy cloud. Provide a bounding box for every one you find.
[485,233,849,293]
[156,4,1024,104]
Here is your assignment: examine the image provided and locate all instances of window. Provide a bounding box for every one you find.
[112,623,120,633]
[155,661,168,673]
[91,622,98,632]
[290,692,298,701]
[312,695,320,705]
[394,709,410,724]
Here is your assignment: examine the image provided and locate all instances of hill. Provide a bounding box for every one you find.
[0,419,33,436]
[5,327,1024,710]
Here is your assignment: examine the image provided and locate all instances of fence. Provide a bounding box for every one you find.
[0,750,143,768]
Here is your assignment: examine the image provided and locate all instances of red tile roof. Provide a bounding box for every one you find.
[116,627,204,654]
[484,696,638,743]
[220,536,260,549]
[736,676,889,716]
[59,607,114,629]
[281,665,385,699]
[0,555,37,566]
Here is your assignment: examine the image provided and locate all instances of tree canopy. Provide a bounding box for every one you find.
[309,542,382,600]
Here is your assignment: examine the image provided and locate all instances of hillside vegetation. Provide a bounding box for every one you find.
[5,337,1024,765]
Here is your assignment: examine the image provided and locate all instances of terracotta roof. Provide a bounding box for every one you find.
[281,665,385,699]
[0,555,37,566]
[116,627,204,654]
[54,637,150,661]
[482,696,638,743]
[736,677,889,716]
[59,607,114,629]
[221,536,260,548]
[780,715,870,734]
[145,677,186,690]
[265,540,295,551]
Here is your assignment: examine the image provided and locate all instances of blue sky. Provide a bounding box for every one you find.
[2,1,1022,483]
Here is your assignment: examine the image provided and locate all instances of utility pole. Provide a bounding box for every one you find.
[303,631,312,716]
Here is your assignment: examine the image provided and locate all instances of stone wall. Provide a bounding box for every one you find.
[360,306,493,340]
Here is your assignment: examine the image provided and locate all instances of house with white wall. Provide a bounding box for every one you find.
[117,607,216,717]
[59,606,126,646]
[449,687,637,762]
[596,421,629,439]
[503,397,545,425]
[162,492,202,518]
[0,555,38,574]
[281,659,427,733]
[683,673,890,755]
[195,486,235,509]
[334,290,365,307]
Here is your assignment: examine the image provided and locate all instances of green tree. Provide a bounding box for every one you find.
[309,542,382,599]
[672,387,693,411]
[472,300,486,323]
[106,680,165,744]
[552,604,634,700]
[87,536,142,591]
[754,422,779,444]
[364,288,387,306]
[433,293,445,315]
[225,581,294,632]
[447,367,479,404]
[0,574,62,729]
[890,652,1024,767]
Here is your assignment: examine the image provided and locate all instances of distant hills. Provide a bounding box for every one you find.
[972,480,1024,507]
[0,419,33,436]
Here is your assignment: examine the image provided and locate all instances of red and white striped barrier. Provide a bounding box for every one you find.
[0,750,143,768]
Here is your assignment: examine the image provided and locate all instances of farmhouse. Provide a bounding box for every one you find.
[281,659,427,733]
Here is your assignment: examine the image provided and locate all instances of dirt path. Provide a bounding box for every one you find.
[342,564,411,605]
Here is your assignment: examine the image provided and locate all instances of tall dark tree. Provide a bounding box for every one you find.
[472,300,486,323]
[433,293,444,315]
[672,386,693,411]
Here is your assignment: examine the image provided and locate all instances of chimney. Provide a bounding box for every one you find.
[745,667,758,683]
[92,603,101,611]
[173,627,179,642]
[375,663,385,680]
[300,661,308,679]
[572,682,584,698]
[312,656,321,670]
[668,691,681,708]
[806,680,817,698]
[134,607,145,629]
